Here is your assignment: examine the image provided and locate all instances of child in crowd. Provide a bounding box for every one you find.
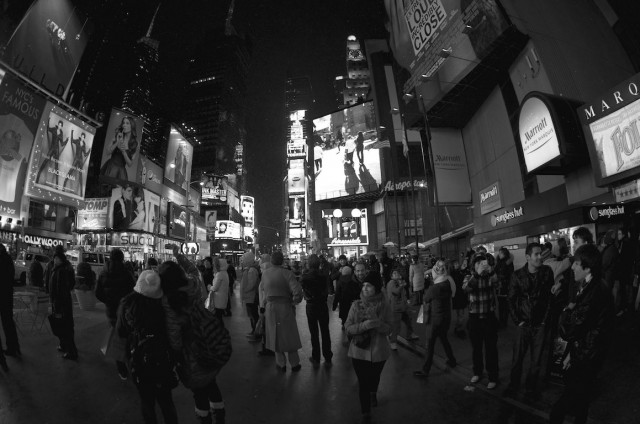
[386,270,419,350]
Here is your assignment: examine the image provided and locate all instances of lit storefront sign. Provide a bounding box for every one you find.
[21,234,65,248]
[519,96,560,173]
[479,182,502,215]
[324,208,369,247]
[111,232,155,247]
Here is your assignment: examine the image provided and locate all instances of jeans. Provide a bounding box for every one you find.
[468,314,499,381]
[136,381,178,424]
[306,303,332,361]
[509,325,546,393]
[0,295,19,352]
[193,378,223,412]
[389,310,414,342]
[352,359,386,413]
[549,362,596,424]
[246,303,259,333]
[422,323,456,374]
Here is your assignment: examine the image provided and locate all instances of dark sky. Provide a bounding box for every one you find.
[236,0,388,246]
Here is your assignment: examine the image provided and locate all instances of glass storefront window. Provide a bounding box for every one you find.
[28,200,56,232]
[528,223,596,255]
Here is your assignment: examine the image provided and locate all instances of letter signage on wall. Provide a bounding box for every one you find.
[580,72,640,186]
[77,197,109,230]
[584,204,627,223]
[519,96,560,173]
[479,181,502,215]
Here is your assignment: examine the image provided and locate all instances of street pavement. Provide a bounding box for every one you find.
[0,283,604,424]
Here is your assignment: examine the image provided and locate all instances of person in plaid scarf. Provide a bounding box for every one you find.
[463,253,500,389]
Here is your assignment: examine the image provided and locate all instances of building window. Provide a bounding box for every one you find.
[28,200,57,232]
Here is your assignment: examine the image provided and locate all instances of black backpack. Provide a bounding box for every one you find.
[187,303,232,369]
[130,329,178,388]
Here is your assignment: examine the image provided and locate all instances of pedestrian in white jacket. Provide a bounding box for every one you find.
[208,257,229,318]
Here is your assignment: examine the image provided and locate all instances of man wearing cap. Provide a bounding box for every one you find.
[506,242,555,399]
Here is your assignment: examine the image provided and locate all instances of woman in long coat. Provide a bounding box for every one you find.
[259,251,303,372]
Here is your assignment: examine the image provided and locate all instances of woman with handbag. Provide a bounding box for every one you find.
[345,271,392,424]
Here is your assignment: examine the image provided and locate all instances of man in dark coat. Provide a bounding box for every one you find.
[49,250,78,359]
[225,258,236,316]
[0,244,19,358]
[29,259,44,288]
[300,254,333,365]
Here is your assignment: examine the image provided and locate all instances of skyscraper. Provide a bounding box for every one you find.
[342,35,370,105]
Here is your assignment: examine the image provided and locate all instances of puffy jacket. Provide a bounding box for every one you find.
[300,269,328,305]
[508,264,555,327]
[97,262,135,325]
[209,260,229,310]
[559,277,614,370]
[424,280,452,327]
[345,292,392,363]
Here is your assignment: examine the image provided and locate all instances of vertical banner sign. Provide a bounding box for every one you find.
[430,128,471,203]
[25,102,96,208]
[164,126,194,196]
[241,195,254,244]
[76,197,109,230]
[169,203,187,240]
[0,73,46,219]
[99,108,143,185]
[205,210,217,241]
[4,0,93,96]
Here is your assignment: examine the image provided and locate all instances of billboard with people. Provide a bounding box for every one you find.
[99,108,143,185]
[107,184,160,233]
[25,102,96,208]
[312,101,382,201]
[164,126,193,196]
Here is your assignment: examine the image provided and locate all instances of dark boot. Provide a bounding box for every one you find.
[212,407,226,424]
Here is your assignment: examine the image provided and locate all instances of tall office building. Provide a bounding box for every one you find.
[342,35,370,105]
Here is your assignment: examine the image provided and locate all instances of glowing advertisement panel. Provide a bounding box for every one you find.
[164,126,193,196]
[326,208,369,247]
[313,101,382,200]
[4,0,93,95]
[216,220,241,240]
[25,102,96,208]
[288,159,305,194]
[77,197,109,230]
[99,108,142,185]
[288,195,306,227]
[241,195,255,244]
[201,174,228,204]
[107,184,160,233]
[0,72,47,219]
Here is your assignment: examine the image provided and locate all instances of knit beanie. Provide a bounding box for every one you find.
[242,251,255,267]
[134,270,163,299]
[363,271,383,293]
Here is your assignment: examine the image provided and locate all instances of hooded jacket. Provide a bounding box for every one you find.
[210,259,229,309]
[240,252,260,304]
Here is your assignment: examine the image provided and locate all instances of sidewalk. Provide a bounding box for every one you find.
[397,305,640,424]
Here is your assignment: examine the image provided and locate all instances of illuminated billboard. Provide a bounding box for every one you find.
[313,101,382,200]
[287,110,307,158]
[168,203,188,240]
[107,184,160,233]
[164,126,193,196]
[201,174,228,204]
[288,159,305,194]
[241,195,254,245]
[216,220,241,240]
[288,195,306,227]
[99,108,142,185]
[324,208,369,247]
[137,155,164,194]
[4,0,93,96]
[77,198,109,230]
[25,102,96,208]
[0,72,47,220]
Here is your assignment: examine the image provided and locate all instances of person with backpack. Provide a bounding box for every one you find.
[117,270,178,424]
[160,246,230,424]
[240,252,261,342]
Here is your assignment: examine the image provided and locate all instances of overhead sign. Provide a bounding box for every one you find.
[21,234,65,248]
[490,206,525,227]
[181,242,200,255]
[584,204,626,223]
[328,236,368,247]
[99,108,142,185]
[164,126,193,196]
[77,197,109,230]
[614,179,640,203]
[111,232,155,247]
[216,220,241,240]
[430,128,471,203]
[479,182,502,215]
[381,178,428,193]
[519,96,560,173]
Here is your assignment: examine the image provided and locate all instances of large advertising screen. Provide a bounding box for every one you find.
[107,184,160,233]
[241,195,255,245]
[324,208,369,247]
[216,220,241,240]
[168,203,187,240]
[312,101,382,200]
[164,126,193,196]
[25,102,96,208]
[288,195,306,227]
[288,159,305,194]
[99,108,142,185]
[201,174,228,204]
[385,0,509,99]
[4,0,93,96]
[0,73,47,220]
[77,197,109,230]
[205,210,217,241]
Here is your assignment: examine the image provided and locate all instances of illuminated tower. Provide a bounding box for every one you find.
[343,35,370,105]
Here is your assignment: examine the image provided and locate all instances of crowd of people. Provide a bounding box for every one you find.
[0,224,636,424]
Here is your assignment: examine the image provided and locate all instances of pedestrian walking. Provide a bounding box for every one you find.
[550,244,614,424]
[413,259,457,378]
[225,258,236,317]
[300,254,333,366]
[117,270,179,424]
[333,266,361,328]
[615,227,635,316]
[505,242,555,399]
[0,244,19,358]
[345,271,391,423]
[451,259,468,337]
[256,254,274,357]
[48,250,78,360]
[386,269,419,350]
[409,255,425,305]
[207,257,229,319]
[464,253,499,389]
[97,248,135,378]
[29,256,44,288]
[160,246,229,424]
[240,252,260,341]
[495,247,514,328]
[259,251,303,372]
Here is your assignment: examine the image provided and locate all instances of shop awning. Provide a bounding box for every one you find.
[424,223,475,247]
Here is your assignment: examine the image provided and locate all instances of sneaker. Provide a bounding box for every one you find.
[487,381,497,390]
[390,342,398,351]
[470,375,480,384]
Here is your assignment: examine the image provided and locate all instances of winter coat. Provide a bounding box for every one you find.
[48,260,76,318]
[409,263,425,291]
[494,258,514,296]
[345,292,392,363]
[333,274,361,322]
[559,277,614,371]
[601,244,619,287]
[386,279,409,313]
[0,252,15,299]
[300,269,328,306]
[96,262,135,326]
[508,264,555,327]
[202,267,214,288]
[209,261,229,310]
[29,259,44,287]
[260,266,303,352]
[240,265,260,304]
[424,281,452,329]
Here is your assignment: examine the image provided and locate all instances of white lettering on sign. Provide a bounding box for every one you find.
[328,237,367,246]
[480,185,498,203]
[519,96,560,172]
[23,235,64,247]
[404,0,448,56]
[382,179,428,192]
[491,206,524,227]
[119,234,154,246]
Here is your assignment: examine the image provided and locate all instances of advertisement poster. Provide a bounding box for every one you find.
[201,174,228,203]
[0,73,47,219]
[430,128,471,203]
[288,159,305,194]
[99,108,142,185]
[519,96,560,173]
[216,220,241,240]
[4,0,93,96]
[168,203,187,240]
[241,195,254,244]
[164,127,193,196]
[326,208,369,247]
[107,184,158,232]
[313,101,382,201]
[137,154,164,194]
[77,197,109,230]
[25,102,96,208]
[205,210,217,241]
[288,196,305,223]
